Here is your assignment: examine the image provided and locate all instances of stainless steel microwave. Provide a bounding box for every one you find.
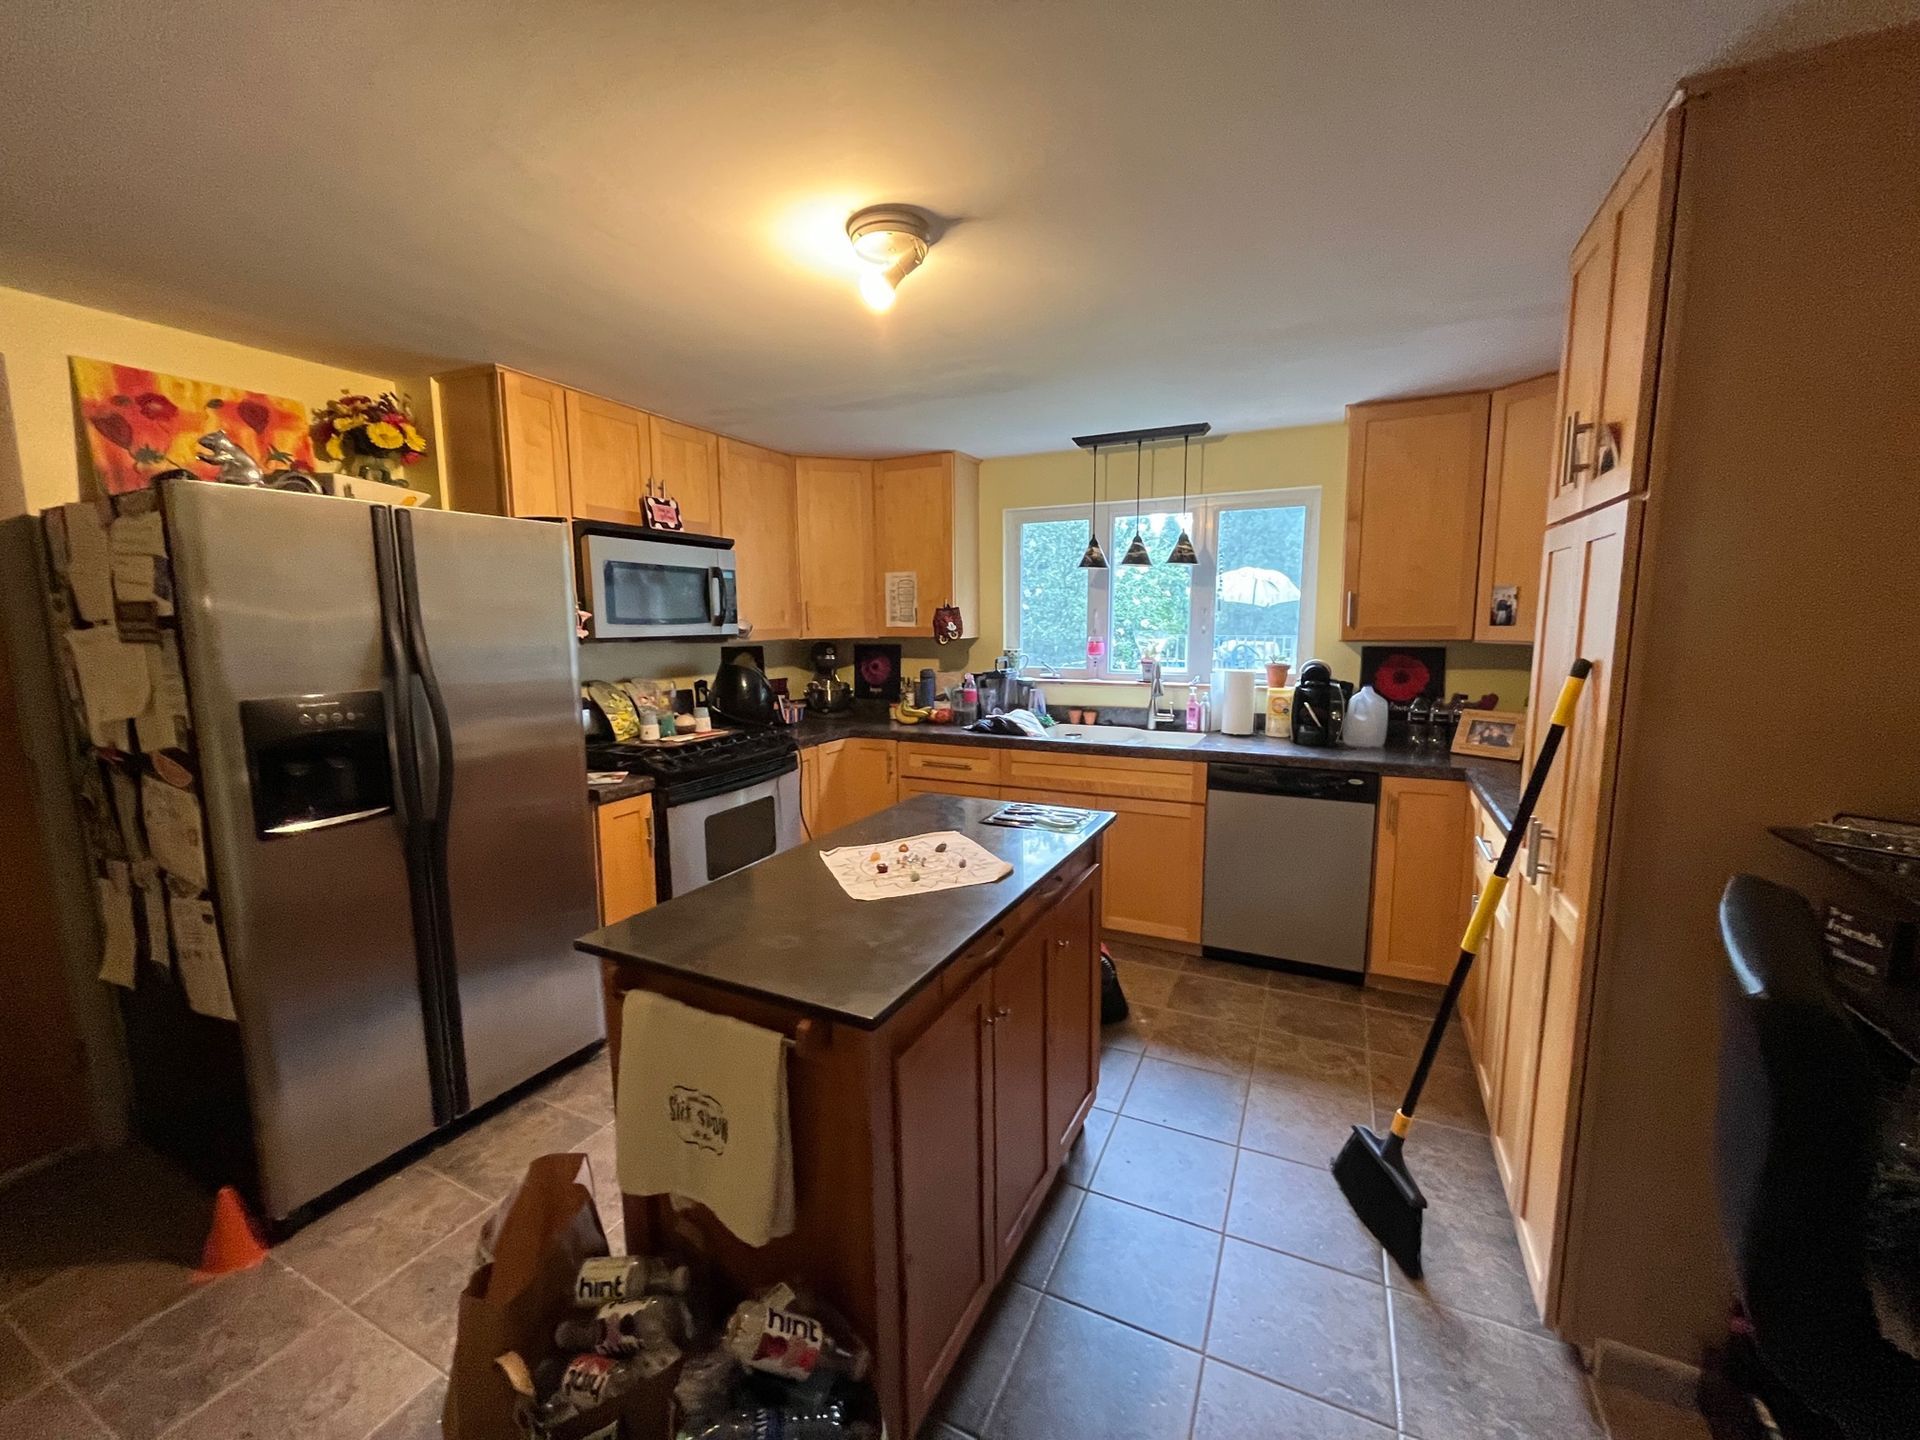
[575,523,738,640]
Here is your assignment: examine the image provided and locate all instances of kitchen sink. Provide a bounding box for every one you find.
[1050,724,1209,749]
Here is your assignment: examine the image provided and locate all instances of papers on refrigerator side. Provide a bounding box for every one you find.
[63,502,116,624]
[134,635,189,753]
[169,895,236,1021]
[96,861,137,988]
[65,626,151,747]
[140,775,207,892]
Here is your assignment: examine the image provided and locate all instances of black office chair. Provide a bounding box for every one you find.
[1715,875,1920,1439]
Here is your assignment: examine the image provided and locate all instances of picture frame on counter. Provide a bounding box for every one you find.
[1452,708,1526,760]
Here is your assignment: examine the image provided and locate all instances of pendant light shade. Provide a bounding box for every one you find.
[1077,444,1108,569]
[1120,440,1151,565]
[1167,434,1198,564]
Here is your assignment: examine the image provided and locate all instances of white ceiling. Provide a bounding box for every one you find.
[0,0,1903,458]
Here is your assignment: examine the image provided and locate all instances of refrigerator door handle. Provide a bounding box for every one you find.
[395,511,455,833]
[370,507,415,831]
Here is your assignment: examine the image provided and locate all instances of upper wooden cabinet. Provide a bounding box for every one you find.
[434,366,575,519]
[1342,392,1490,641]
[717,439,800,639]
[795,457,878,637]
[1547,113,1680,526]
[873,453,980,638]
[650,416,720,535]
[566,391,652,528]
[1475,374,1558,643]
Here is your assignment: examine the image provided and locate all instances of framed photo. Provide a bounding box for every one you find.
[1452,709,1526,761]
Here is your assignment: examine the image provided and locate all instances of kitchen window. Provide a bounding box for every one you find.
[1004,488,1320,680]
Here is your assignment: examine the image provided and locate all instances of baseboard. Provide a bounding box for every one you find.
[1592,1337,1704,1408]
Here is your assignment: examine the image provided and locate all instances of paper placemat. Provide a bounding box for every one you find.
[819,830,1013,901]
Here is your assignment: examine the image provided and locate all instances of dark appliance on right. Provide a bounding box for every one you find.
[1289,659,1348,746]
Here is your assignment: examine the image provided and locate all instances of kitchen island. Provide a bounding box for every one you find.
[577,793,1113,1438]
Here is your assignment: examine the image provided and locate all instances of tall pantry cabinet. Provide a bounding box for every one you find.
[1480,26,1920,1372]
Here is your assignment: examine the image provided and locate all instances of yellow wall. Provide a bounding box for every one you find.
[0,285,436,518]
[974,423,1535,709]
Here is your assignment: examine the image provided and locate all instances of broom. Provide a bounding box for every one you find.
[1333,658,1592,1277]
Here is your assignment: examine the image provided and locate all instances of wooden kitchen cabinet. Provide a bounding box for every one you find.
[566,390,652,527]
[1546,113,1679,526]
[1459,794,1512,1107]
[795,457,877,637]
[650,415,720,535]
[593,795,658,925]
[894,966,995,1421]
[873,453,980,638]
[1475,374,1558,642]
[800,739,897,835]
[1043,867,1100,1157]
[1367,776,1472,984]
[1342,392,1491,640]
[990,926,1053,1270]
[897,743,1002,804]
[717,439,800,638]
[433,366,575,518]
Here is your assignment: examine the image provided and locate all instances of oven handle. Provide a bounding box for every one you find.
[658,752,799,807]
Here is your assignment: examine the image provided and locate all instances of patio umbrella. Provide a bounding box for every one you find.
[1217,566,1301,607]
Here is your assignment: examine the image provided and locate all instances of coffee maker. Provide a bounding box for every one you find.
[1290,660,1347,746]
[803,640,852,713]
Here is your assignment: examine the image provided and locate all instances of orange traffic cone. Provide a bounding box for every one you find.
[196,1185,268,1279]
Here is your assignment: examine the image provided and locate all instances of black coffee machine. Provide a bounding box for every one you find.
[1290,660,1349,746]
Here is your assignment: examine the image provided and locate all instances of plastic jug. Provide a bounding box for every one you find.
[1342,684,1389,748]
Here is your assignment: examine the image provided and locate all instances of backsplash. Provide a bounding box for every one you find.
[576,638,965,700]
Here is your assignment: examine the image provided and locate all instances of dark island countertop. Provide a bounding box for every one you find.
[791,714,1525,834]
[577,793,1116,1028]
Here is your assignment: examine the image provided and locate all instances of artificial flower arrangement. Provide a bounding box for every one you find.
[309,390,429,470]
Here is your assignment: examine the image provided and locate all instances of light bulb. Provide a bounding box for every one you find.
[858,268,897,312]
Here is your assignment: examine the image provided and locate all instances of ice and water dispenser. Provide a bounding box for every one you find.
[239,690,394,837]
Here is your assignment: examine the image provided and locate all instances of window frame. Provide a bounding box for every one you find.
[1003,485,1321,682]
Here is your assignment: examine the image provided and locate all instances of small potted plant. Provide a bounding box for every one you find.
[310,391,429,483]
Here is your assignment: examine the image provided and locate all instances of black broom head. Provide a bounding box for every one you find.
[1333,1124,1427,1278]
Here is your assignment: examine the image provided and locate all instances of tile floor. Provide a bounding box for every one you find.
[0,942,1713,1440]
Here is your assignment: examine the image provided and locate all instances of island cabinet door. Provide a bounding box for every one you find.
[1044,866,1100,1160]
[894,969,994,1424]
[990,926,1053,1271]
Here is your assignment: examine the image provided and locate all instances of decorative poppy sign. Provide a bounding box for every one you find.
[69,358,315,495]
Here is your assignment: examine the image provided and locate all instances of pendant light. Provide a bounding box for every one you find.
[1119,439,1152,566]
[1077,443,1109,568]
[1166,434,1198,564]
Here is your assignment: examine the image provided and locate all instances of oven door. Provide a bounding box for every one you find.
[582,531,738,640]
[663,765,802,897]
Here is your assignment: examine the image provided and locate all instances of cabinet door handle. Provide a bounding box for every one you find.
[1345,590,1357,628]
[1525,817,1557,882]
[922,759,974,772]
[1562,410,1594,484]
[1055,937,1069,951]
[1473,834,1496,864]
[1385,796,1399,833]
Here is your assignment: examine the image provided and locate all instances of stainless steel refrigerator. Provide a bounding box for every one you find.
[162,481,602,1221]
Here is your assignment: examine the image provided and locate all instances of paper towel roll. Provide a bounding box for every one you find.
[1218,669,1258,735]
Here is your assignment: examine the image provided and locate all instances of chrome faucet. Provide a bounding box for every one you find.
[1141,657,1177,730]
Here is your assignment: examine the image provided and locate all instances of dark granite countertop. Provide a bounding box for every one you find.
[587,775,656,805]
[577,793,1115,1028]
[792,716,1524,834]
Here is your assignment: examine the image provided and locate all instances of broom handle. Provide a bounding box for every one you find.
[1387,659,1592,1144]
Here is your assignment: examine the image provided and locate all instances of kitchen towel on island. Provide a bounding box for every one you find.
[616,990,794,1248]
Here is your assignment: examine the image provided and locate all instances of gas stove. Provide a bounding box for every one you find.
[587,727,797,803]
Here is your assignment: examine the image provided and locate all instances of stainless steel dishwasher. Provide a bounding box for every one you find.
[1202,765,1379,973]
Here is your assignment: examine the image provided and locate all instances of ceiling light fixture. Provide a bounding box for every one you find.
[1119,440,1152,566]
[1078,443,1109,569]
[1167,435,1198,565]
[846,205,931,313]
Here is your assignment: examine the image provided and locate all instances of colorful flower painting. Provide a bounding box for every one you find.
[69,358,316,496]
